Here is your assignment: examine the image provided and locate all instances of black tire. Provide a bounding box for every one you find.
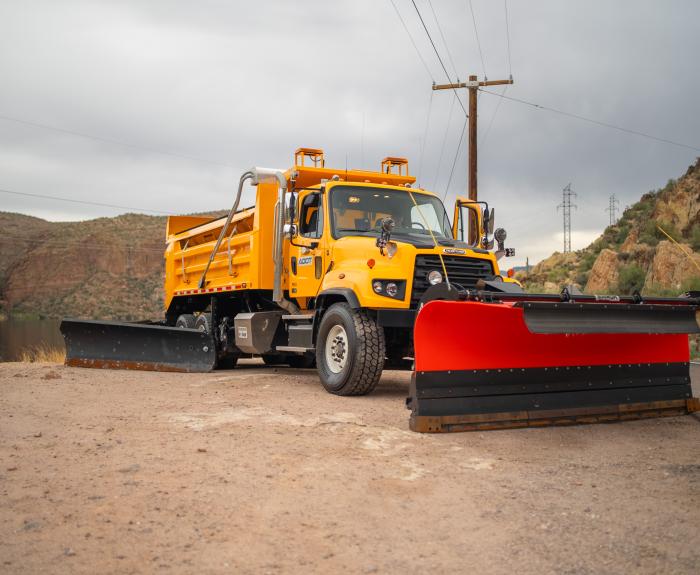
[316,303,385,396]
[194,313,212,334]
[175,314,196,329]
[287,353,316,369]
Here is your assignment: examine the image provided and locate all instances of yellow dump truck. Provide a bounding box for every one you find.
[62,147,699,431]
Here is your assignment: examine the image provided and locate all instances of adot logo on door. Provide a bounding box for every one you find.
[298,256,313,266]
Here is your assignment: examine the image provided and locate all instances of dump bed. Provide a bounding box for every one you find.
[163,191,277,309]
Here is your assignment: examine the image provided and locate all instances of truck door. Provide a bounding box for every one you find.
[289,190,325,304]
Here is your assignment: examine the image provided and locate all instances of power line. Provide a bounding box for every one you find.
[479,89,700,152]
[432,91,457,191]
[441,116,468,201]
[426,0,460,80]
[0,187,177,215]
[480,86,508,147]
[468,0,487,78]
[387,0,435,82]
[480,1,514,147]
[0,113,235,169]
[504,0,513,76]
[410,0,468,117]
[417,90,435,185]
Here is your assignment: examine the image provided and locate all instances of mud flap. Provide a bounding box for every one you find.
[408,300,698,432]
[61,319,216,372]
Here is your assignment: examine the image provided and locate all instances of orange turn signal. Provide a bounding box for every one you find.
[367,259,375,269]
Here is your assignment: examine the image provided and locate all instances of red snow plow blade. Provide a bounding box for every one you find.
[408,296,700,432]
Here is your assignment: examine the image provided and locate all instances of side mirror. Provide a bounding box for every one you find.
[488,208,495,234]
[283,223,297,237]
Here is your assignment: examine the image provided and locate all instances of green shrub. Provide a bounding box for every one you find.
[617,264,646,294]
[638,220,659,246]
[654,220,682,243]
[578,251,597,273]
[546,267,568,283]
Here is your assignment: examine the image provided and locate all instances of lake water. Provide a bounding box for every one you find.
[0,318,64,361]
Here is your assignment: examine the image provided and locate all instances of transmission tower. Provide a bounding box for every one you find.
[605,194,620,226]
[557,183,577,253]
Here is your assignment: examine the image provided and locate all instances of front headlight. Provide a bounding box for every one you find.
[427,270,443,285]
[370,279,405,299]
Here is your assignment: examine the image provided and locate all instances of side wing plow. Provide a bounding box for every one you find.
[61,319,216,373]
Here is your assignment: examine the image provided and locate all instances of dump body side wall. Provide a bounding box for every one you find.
[163,182,281,310]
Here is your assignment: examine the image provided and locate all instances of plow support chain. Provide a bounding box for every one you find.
[409,300,699,432]
[61,319,216,373]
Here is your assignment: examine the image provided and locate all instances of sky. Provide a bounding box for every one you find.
[0,0,698,266]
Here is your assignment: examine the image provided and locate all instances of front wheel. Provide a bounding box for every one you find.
[316,303,385,396]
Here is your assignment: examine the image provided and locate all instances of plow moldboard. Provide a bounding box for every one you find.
[61,319,216,373]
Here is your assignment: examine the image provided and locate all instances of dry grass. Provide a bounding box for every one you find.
[19,344,65,363]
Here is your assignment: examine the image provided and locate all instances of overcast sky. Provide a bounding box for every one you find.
[1,0,698,266]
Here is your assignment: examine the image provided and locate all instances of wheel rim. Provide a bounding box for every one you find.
[325,324,349,374]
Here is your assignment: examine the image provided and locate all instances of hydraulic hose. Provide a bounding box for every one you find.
[198,171,254,289]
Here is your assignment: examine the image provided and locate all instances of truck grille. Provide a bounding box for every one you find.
[410,255,494,307]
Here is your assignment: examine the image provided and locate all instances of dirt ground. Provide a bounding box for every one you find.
[1,361,699,575]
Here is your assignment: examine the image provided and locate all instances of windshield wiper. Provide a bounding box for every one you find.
[336,228,376,234]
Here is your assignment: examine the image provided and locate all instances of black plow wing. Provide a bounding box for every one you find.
[60,319,216,373]
[520,302,700,334]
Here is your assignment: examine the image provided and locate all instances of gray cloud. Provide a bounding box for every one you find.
[1,0,698,265]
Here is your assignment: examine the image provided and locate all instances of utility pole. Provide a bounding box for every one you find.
[433,75,513,201]
[605,193,620,226]
[557,183,577,253]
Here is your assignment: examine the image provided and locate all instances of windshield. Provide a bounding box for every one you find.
[329,186,453,240]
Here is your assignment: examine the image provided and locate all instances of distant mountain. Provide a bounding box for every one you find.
[521,158,700,296]
[0,210,225,320]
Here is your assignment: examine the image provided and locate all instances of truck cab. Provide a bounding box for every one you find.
[275,150,514,393]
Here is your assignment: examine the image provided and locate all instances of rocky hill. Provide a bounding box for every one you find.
[522,158,700,296]
[0,212,167,320]
[0,207,231,320]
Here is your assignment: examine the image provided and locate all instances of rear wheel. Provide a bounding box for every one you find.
[316,303,385,396]
[194,312,236,370]
[175,314,196,329]
[194,313,212,333]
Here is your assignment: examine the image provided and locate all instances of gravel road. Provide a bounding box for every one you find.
[1,361,699,574]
